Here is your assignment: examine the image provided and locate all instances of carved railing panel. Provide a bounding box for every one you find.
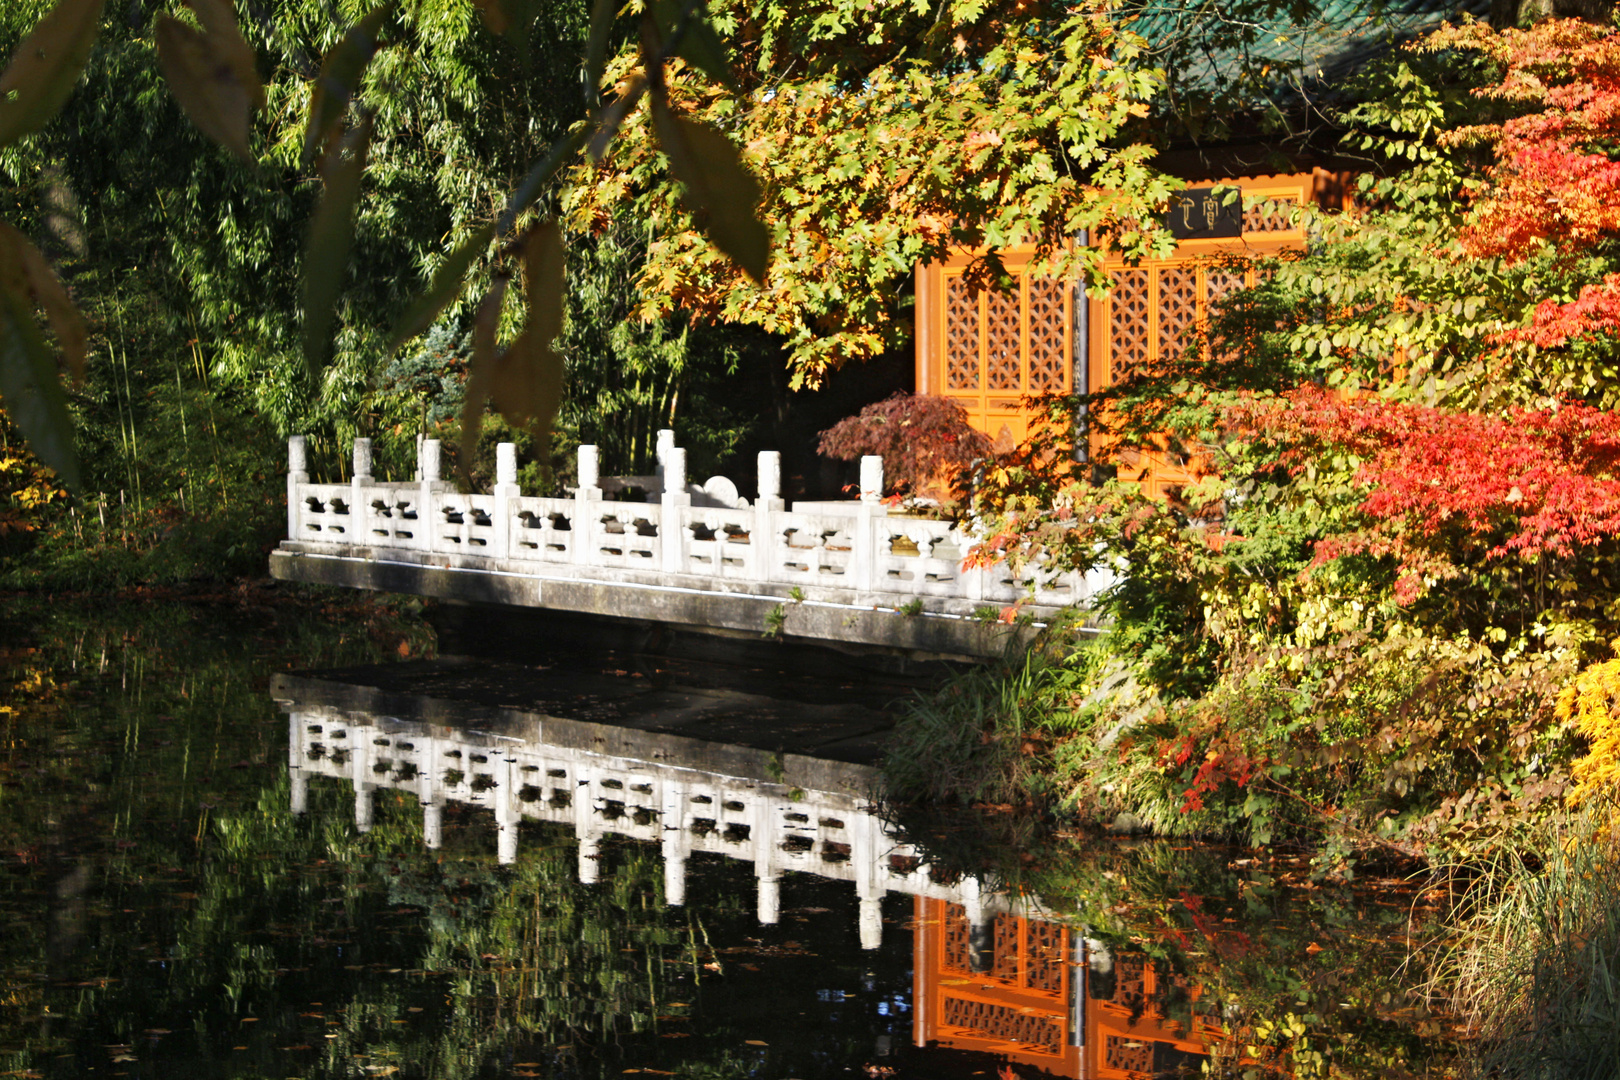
[282,436,1104,616]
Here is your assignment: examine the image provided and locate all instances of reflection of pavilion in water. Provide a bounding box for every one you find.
[280,679,1218,1079]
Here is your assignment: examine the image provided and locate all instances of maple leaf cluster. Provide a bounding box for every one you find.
[1234,387,1620,602]
[566,0,1180,387]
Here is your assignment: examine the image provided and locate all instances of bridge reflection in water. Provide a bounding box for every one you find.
[278,672,1219,1079]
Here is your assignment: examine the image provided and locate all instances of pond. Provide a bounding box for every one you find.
[0,593,1458,1079]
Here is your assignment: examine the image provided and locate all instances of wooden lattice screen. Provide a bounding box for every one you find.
[915,170,1350,496]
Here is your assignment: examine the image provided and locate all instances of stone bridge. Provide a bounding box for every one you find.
[270,433,1110,659]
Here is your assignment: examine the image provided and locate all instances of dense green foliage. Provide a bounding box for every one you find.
[890,17,1620,876]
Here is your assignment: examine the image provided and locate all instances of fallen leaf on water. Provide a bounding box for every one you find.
[1305,942,1324,955]
[745,1040,768,1046]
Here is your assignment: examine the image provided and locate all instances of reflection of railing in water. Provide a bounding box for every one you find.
[286,706,1040,950]
[284,700,1220,1079]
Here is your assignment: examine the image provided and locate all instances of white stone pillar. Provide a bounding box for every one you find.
[572,445,600,566]
[859,455,884,504]
[754,451,783,584]
[493,442,519,561]
[963,875,993,972]
[660,446,688,573]
[575,766,601,884]
[661,781,689,906]
[754,794,780,926]
[418,439,443,556]
[352,730,375,834]
[853,812,885,950]
[287,714,308,815]
[654,428,676,493]
[495,753,518,864]
[757,875,781,926]
[859,896,883,951]
[287,435,308,541]
[350,437,371,543]
[853,455,886,592]
[423,803,443,850]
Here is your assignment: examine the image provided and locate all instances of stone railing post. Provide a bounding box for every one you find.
[492,442,519,560]
[753,796,780,926]
[853,812,884,950]
[418,737,442,850]
[417,439,447,554]
[351,437,371,543]
[287,435,308,541]
[287,714,308,815]
[853,454,885,591]
[494,752,518,864]
[754,451,783,583]
[660,781,689,906]
[654,428,676,495]
[573,445,601,566]
[661,446,689,573]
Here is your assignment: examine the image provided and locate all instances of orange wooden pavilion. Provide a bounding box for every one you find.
[912,169,1351,499]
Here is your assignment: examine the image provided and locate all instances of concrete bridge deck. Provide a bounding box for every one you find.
[270,433,1108,659]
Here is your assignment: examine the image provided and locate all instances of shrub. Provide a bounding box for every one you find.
[817,393,993,503]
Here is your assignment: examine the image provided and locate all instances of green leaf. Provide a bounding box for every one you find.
[154,0,264,162]
[387,224,493,353]
[496,126,587,237]
[0,220,86,379]
[459,277,506,475]
[497,220,568,448]
[648,0,736,90]
[586,72,646,164]
[474,0,540,63]
[302,115,372,377]
[301,4,390,167]
[0,0,106,149]
[0,284,79,489]
[488,329,564,442]
[651,101,770,283]
[523,219,565,345]
[583,0,616,108]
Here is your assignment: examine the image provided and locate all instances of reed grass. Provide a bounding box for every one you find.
[1437,806,1620,1080]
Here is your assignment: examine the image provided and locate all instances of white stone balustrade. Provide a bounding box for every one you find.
[283,431,1104,613]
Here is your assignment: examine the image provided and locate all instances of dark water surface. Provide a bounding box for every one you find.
[0,595,1454,1080]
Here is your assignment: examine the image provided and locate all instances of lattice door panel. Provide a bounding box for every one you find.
[936,268,1074,442]
[946,275,980,391]
[985,286,1022,391]
[941,996,1063,1055]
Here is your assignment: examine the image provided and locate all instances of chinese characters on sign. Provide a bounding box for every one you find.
[1167,187,1241,240]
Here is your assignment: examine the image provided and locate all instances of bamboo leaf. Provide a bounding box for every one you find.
[474,0,539,63]
[495,126,586,237]
[0,284,79,489]
[302,115,372,376]
[459,277,507,473]
[387,224,494,353]
[301,4,390,167]
[651,101,769,283]
[0,0,106,149]
[0,220,86,379]
[154,0,264,162]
